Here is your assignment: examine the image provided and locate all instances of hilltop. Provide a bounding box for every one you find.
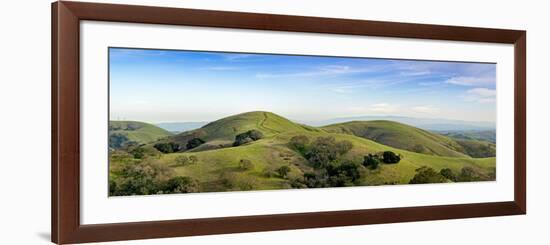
[109,121,172,149]
[322,120,473,157]
[157,111,319,152]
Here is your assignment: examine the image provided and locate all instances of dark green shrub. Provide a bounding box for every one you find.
[325,161,362,187]
[163,176,199,193]
[128,147,146,159]
[277,165,291,178]
[233,130,264,146]
[153,142,181,153]
[289,135,309,152]
[186,138,205,150]
[382,151,401,164]
[363,154,381,169]
[115,160,174,195]
[305,137,353,168]
[409,166,447,184]
[440,168,457,181]
[457,167,489,182]
[109,133,130,149]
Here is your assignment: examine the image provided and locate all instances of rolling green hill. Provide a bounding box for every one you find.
[322,120,472,158]
[454,139,496,158]
[158,111,319,151]
[109,121,172,149]
[110,112,496,194]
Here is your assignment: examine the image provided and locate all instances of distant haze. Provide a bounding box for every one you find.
[154,115,494,133]
[110,48,496,126]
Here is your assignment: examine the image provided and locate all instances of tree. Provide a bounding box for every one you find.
[175,155,189,165]
[277,165,291,178]
[325,161,362,187]
[153,142,181,153]
[409,166,447,184]
[457,167,489,182]
[440,168,457,182]
[163,176,199,193]
[305,137,353,168]
[336,140,353,155]
[186,138,205,150]
[109,133,130,149]
[130,147,146,159]
[238,159,254,170]
[289,135,309,152]
[109,179,117,196]
[382,151,401,164]
[115,160,175,195]
[363,154,381,169]
[233,130,264,146]
[188,155,198,164]
[248,130,264,141]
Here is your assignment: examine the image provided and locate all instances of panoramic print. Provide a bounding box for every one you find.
[108,47,497,196]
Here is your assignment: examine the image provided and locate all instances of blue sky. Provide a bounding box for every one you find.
[109,48,496,123]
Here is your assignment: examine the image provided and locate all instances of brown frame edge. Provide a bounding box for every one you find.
[52,1,526,244]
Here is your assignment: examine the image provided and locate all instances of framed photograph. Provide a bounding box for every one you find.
[52,1,526,244]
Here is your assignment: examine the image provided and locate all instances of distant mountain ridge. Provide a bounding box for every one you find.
[156,122,208,133]
[304,115,495,131]
[155,115,495,133]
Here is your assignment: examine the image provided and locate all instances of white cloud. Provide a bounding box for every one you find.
[256,65,372,79]
[345,103,399,114]
[463,88,496,103]
[368,103,399,113]
[411,105,438,114]
[399,70,431,76]
[445,76,495,86]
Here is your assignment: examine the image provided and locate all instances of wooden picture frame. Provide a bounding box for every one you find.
[52,1,526,244]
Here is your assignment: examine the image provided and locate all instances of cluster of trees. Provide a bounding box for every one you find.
[287,135,365,188]
[288,161,364,188]
[153,137,205,154]
[108,133,140,150]
[289,136,353,168]
[363,151,401,169]
[219,171,258,191]
[153,142,182,153]
[186,138,205,150]
[233,130,264,146]
[409,166,494,184]
[109,160,199,196]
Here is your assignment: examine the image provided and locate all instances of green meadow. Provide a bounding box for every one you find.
[108,111,496,196]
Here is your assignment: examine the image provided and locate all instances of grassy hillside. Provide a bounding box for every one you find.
[109,121,172,149]
[322,120,471,158]
[439,130,496,143]
[455,139,496,158]
[158,111,319,151]
[109,112,496,195]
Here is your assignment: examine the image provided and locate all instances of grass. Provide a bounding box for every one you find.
[322,120,495,158]
[110,111,496,193]
[109,121,172,144]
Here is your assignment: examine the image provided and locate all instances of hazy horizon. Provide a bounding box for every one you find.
[109,48,497,124]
